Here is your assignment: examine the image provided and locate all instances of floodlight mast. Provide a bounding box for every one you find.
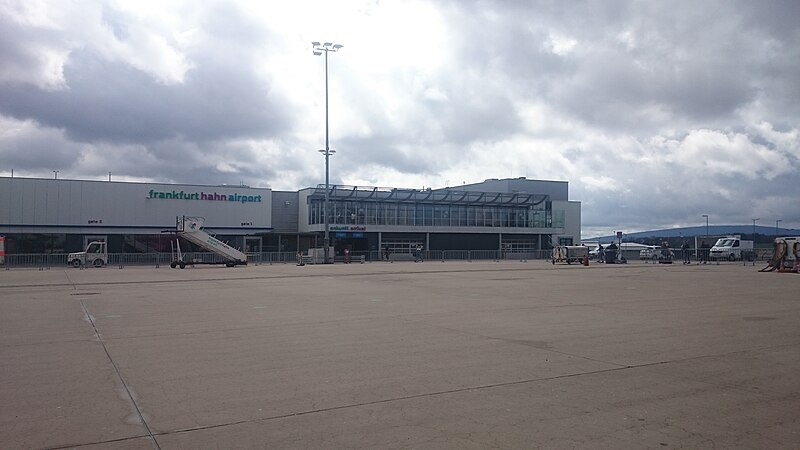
[752,218,759,241]
[312,41,343,264]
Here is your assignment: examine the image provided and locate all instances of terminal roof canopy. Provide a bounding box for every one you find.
[308,185,550,207]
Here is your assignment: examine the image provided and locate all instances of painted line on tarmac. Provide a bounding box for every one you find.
[79,300,162,450]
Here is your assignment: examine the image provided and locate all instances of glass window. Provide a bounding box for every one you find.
[306,190,554,230]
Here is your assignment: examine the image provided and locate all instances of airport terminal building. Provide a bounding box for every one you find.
[0,176,580,257]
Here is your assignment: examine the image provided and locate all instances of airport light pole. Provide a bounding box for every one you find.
[312,41,343,264]
[702,214,709,237]
[775,219,782,237]
[752,218,759,241]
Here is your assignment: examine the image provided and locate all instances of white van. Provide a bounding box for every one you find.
[709,236,754,261]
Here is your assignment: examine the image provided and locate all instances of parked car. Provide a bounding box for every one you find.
[656,247,675,263]
[640,245,674,263]
[639,246,659,260]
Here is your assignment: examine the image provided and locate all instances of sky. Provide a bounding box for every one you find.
[1,0,798,237]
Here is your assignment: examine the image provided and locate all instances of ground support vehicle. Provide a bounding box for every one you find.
[68,241,108,268]
[656,247,674,264]
[171,216,247,268]
[710,236,754,261]
[552,245,588,264]
[639,246,659,261]
[782,237,799,269]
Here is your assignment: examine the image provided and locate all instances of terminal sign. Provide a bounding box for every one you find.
[330,225,367,232]
[147,189,262,204]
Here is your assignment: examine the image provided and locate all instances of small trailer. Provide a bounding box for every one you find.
[552,245,588,265]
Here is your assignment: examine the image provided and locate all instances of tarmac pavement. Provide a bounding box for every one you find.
[1,261,798,449]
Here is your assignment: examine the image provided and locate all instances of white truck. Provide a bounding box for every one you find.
[709,235,754,261]
[68,241,108,267]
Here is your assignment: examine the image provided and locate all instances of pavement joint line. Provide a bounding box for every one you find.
[156,361,684,438]
[360,309,798,404]
[44,342,799,448]
[79,300,162,450]
[62,271,77,290]
[634,341,800,399]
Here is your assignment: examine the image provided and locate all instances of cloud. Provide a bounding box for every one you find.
[580,175,622,192]
[663,129,791,180]
[573,124,798,231]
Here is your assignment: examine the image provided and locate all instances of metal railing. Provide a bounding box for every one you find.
[2,253,69,269]
[0,252,300,269]
[638,248,770,265]
[2,248,774,269]
[1,249,555,269]
[378,250,553,262]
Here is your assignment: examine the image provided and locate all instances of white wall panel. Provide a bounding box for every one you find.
[0,178,272,231]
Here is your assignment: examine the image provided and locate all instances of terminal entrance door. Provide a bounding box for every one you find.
[382,239,424,255]
[334,232,369,256]
[244,237,262,253]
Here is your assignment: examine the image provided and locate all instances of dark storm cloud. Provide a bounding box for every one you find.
[0,0,294,148]
[0,125,80,171]
[0,1,302,188]
[66,138,285,188]
[441,0,797,133]
[426,80,521,145]
[737,0,800,38]
[584,169,798,232]
[0,47,290,144]
[337,134,430,174]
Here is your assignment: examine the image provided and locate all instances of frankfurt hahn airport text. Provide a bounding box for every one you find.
[147,189,262,203]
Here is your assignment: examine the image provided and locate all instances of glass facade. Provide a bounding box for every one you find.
[308,186,552,229]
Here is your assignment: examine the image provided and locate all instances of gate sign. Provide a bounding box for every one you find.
[616,231,623,238]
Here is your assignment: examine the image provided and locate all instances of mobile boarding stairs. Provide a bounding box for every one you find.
[170,216,248,268]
